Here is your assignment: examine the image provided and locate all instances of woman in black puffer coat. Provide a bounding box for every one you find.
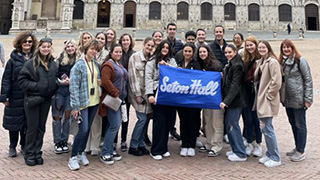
[18,38,59,166]
[0,31,37,158]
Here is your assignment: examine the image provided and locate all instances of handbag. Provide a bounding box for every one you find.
[102,94,122,111]
[25,95,45,107]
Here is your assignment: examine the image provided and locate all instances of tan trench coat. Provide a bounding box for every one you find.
[253,57,282,118]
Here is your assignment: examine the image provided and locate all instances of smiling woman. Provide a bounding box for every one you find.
[18,37,59,166]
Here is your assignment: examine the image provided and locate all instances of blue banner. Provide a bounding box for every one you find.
[156,65,222,109]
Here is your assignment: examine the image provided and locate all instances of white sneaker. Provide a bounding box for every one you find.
[77,152,89,166]
[226,150,234,157]
[224,134,229,144]
[253,144,262,157]
[187,148,195,157]
[68,156,80,171]
[227,153,247,162]
[180,148,188,157]
[259,155,270,164]
[243,137,248,147]
[150,153,162,160]
[196,138,203,148]
[246,143,254,156]
[163,152,171,158]
[264,159,281,167]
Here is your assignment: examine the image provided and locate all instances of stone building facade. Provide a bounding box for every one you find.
[4,0,320,34]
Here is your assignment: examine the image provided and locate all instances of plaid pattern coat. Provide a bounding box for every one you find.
[128,51,152,114]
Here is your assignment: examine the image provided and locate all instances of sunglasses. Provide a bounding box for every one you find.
[24,40,33,44]
[40,38,53,43]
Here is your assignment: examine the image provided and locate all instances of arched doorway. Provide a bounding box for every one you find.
[97,0,110,27]
[305,4,319,30]
[0,0,13,34]
[123,1,136,28]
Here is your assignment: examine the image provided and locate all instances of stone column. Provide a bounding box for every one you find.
[60,0,73,32]
[10,0,25,32]
[83,2,98,29]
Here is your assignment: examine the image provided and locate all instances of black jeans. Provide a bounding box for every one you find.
[9,130,26,148]
[113,101,131,144]
[151,104,175,155]
[177,107,201,148]
[24,99,51,160]
[285,107,307,153]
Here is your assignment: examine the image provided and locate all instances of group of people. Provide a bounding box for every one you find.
[0,23,313,170]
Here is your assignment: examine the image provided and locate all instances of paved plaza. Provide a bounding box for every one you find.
[0,32,320,179]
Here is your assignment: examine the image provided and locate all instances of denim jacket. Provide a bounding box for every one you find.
[70,58,100,110]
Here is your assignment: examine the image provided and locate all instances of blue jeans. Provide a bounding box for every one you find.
[285,108,307,153]
[101,108,122,156]
[71,105,98,157]
[243,106,262,144]
[225,107,246,158]
[52,118,70,144]
[130,111,148,148]
[260,117,281,161]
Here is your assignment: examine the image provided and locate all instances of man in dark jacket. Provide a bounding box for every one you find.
[175,31,196,65]
[209,25,228,67]
[166,23,183,56]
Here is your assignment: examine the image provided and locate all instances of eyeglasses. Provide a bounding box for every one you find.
[24,40,33,44]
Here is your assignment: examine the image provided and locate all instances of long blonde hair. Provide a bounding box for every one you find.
[60,39,77,66]
[33,38,53,71]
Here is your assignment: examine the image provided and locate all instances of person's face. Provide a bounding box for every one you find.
[106,30,115,43]
[86,45,97,59]
[39,42,52,56]
[153,32,163,45]
[82,33,92,45]
[65,43,76,55]
[111,46,122,61]
[21,36,33,52]
[121,35,131,50]
[245,41,256,54]
[233,34,243,47]
[167,25,177,38]
[214,27,224,41]
[225,47,236,61]
[258,42,269,57]
[186,35,196,44]
[161,43,169,56]
[144,40,155,54]
[96,33,106,45]
[196,30,206,43]
[183,46,193,60]
[282,44,293,56]
[199,47,208,60]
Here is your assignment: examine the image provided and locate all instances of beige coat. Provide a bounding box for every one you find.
[253,57,282,118]
[128,51,152,114]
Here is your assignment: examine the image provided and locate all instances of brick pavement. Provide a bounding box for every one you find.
[0,38,320,179]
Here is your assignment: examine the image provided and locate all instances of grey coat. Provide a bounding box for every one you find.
[145,56,177,96]
[283,57,313,109]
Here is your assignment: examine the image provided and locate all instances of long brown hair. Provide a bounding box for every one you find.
[243,35,260,65]
[33,38,53,71]
[279,39,301,65]
[258,40,277,60]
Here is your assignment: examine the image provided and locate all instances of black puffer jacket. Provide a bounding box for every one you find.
[18,56,59,99]
[0,50,31,131]
[209,39,228,67]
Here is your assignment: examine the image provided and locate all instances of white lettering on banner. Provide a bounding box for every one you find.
[160,76,219,96]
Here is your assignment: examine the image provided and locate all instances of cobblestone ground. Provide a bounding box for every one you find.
[0,37,319,179]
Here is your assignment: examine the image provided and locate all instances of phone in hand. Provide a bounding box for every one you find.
[61,73,68,80]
